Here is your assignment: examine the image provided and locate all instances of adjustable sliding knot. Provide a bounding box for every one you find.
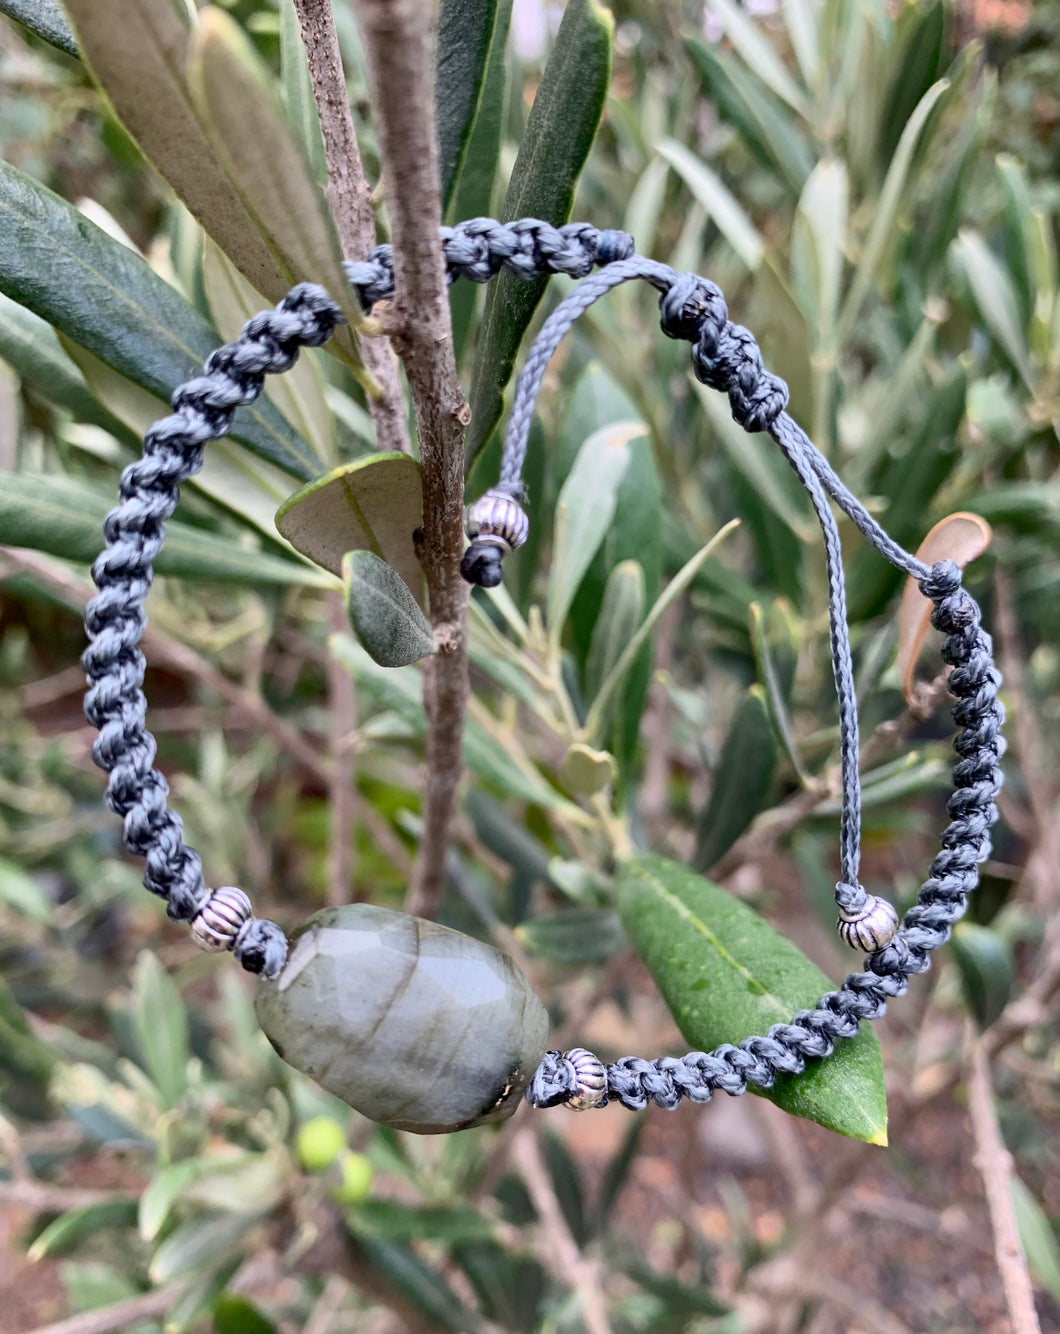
[346,218,636,312]
[658,273,789,431]
[460,484,529,588]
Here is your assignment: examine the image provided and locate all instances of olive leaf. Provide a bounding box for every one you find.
[343,551,436,669]
[130,951,189,1113]
[0,0,78,55]
[950,921,1012,1031]
[616,854,888,1143]
[897,511,991,702]
[436,0,499,213]
[0,162,319,480]
[465,0,613,467]
[692,686,778,872]
[515,908,627,965]
[276,454,425,603]
[585,560,645,713]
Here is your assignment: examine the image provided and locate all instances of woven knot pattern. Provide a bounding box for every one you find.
[345,217,636,310]
[536,568,1003,1112]
[658,272,789,431]
[82,284,341,977]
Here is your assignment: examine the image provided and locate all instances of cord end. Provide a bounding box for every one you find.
[461,488,529,588]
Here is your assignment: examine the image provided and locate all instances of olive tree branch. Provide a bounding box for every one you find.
[353,0,471,918]
[292,0,409,455]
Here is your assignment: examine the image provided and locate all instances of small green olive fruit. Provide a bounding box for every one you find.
[331,1150,374,1205]
[295,1116,346,1173]
[255,904,549,1134]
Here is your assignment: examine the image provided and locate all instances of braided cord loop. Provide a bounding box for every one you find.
[81,220,1004,1114]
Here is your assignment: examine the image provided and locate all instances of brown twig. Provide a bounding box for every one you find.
[353,0,471,919]
[326,590,357,904]
[967,1030,1043,1334]
[511,1126,614,1334]
[18,1284,184,1334]
[292,0,409,454]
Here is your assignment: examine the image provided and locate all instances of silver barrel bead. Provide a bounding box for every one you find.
[562,1047,608,1110]
[191,886,253,951]
[464,488,529,552]
[836,894,899,952]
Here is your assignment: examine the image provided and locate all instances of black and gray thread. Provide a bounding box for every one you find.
[82,217,1004,1113]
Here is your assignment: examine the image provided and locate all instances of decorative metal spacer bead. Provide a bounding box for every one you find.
[464,488,529,553]
[562,1047,608,1111]
[191,886,253,952]
[836,894,899,952]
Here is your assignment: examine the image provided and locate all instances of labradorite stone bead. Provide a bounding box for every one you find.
[254,904,549,1134]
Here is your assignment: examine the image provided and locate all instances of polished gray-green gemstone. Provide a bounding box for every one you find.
[255,904,549,1134]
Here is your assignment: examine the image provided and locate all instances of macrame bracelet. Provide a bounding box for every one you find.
[82,218,1003,1122]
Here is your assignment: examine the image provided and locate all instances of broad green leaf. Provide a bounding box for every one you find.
[1011,1177,1060,1307]
[465,0,613,467]
[131,951,189,1111]
[586,560,645,706]
[436,0,498,212]
[0,295,126,433]
[657,139,762,271]
[837,78,950,340]
[950,922,1012,1030]
[149,1212,257,1284]
[0,472,330,586]
[279,0,327,186]
[685,36,813,196]
[28,1199,138,1261]
[188,7,368,370]
[693,687,778,871]
[616,855,888,1142]
[547,421,639,645]
[559,743,616,796]
[63,0,287,301]
[584,520,741,743]
[0,162,319,479]
[276,454,424,601]
[0,0,77,55]
[202,238,333,465]
[709,0,812,120]
[343,550,436,668]
[515,907,626,964]
[951,229,1034,389]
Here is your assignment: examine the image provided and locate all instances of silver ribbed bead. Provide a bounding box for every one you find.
[562,1047,607,1111]
[191,886,253,952]
[464,488,529,553]
[837,894,899,952]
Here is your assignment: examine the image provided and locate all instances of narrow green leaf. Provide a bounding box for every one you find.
[279,0,327,186]
[188,7,368,367]
[791,158,847,354]
[0,472,329,586]
[950,922,1013,1030]
[657,139,763,271]
[693,686,778,871]
[0,0,77,55]
[709,0,812,120]
[165,1257,243,1334]
[465,0,613,467]
[685,36,812,196]
[347,1233,481,1334]
[130,951,189,1112]
[352,1199,494,1244]
[837,78,950,340]
[0,856,52,923]
[150,1212,256,1284]
[547,421,639,645]
[516,908,626,965]
[140,1159,230,1242]
[951,229,1034,388]
[616,855,888,1142]
[276,454,424,600]
[436,0,498,213]
[28,1199,138,1261]
[1011,1177,1060,1307]
[212,1294,278,1334]
[584,520,741,743]
[586,560,646,707]
[343,550,436,668]
[63,0,286,302]
[876,0,945,172]
[749,602,806,783]
[0,162,318,479]
[782,0,820,93]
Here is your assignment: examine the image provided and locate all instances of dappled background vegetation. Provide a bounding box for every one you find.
[0,0,1059,1330]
